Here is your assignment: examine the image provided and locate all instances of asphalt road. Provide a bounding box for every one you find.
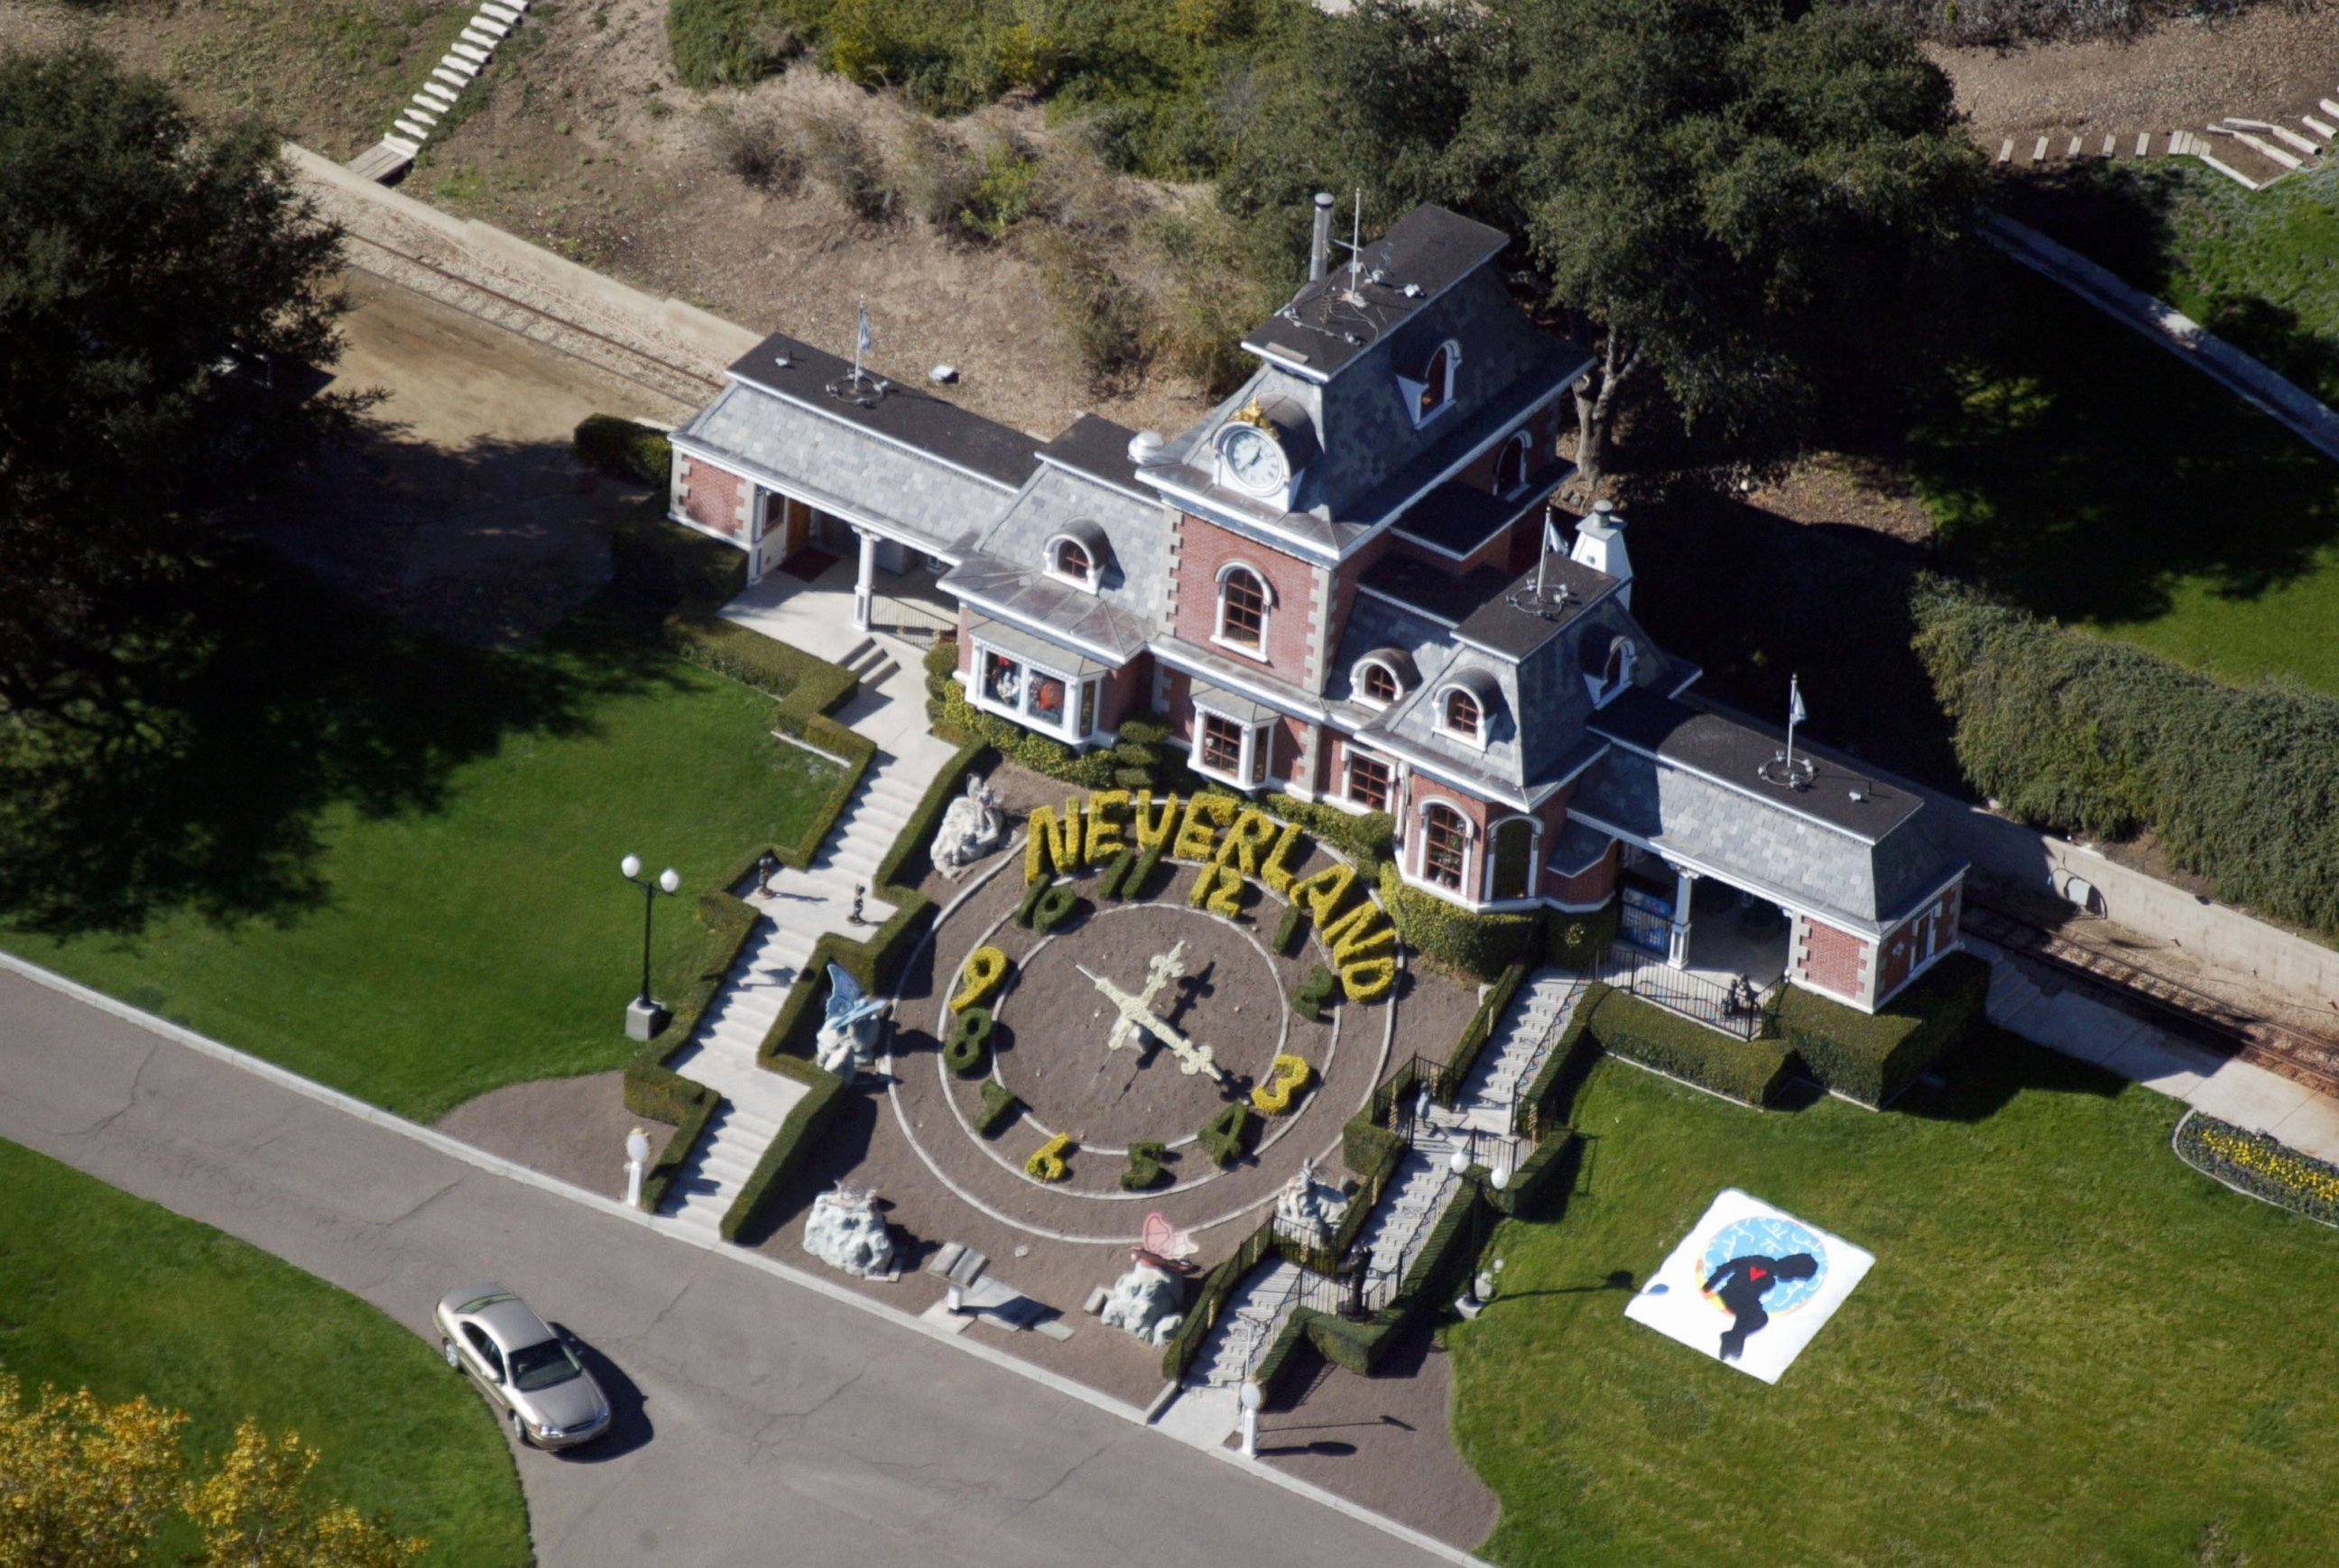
[0,964,1459,1568]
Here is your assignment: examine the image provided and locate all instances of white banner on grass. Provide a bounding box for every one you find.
[1623,1187,1873,1385]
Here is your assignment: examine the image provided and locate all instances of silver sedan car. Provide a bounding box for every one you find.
[434,1282,611,1451]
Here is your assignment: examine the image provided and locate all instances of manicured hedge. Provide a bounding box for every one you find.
[1377,862,1542,981]
[621,889,762,1210]
[1914,575,2339,940]
[1488,1130,1581,1219]
[1778,950,1990,1106]
[1547,899,1620,973]
[718,1051,846,1241]
[1586,989,1792,1106]
[575,412,673,487]
[1299,1177,1491,1374]
[1435,962,1527,1102]
[1513,983,1604,1138]
[609,506,746,610]
[975,1079,1022,1137]
[1193,782,1393,871]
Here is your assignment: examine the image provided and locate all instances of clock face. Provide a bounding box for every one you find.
[1219,423,1288,495]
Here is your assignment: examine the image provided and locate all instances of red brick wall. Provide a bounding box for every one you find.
[1874,879,1964,1005]
[675,457,746,539]
[1875,917,1917,1001]
[1549,847,1619,909]
[1098,657,1150,735]
[1171,514,1316,685]
[1796,917,1872,1003]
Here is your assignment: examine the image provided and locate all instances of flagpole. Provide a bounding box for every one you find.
[1786,674,1801,770]
[852,297,864,387]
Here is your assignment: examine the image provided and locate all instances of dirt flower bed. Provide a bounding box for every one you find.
[2174,1109,2339,1227]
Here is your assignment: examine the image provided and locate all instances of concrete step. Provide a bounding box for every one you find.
[450,41,491,64]
[468,14,512,37]
[430,67,471,89]
[437,53,480,78]
[2229,117,2321,156]
[480,1,522,19]
[393,119,431,141]
[2321,98,2339,124]
[2213,125,2304,171]
[406,101,440,123]
[459,27,500,49]
[382,134,421,157]
[2300,115,2334,143]
[420,81,458,104]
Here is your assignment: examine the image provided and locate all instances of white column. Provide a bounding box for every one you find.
[854,528,877,632]
[1666,864,1697,969]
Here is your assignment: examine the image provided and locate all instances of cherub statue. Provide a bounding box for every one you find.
[814,962,888,1079]
[933,774,1004,877]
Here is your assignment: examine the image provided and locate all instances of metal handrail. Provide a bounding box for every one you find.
[870,592,954,645]
[1598,950,1780,1041]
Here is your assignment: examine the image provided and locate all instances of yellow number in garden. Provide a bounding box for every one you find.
[1025,1131,1074,1183]
[1250,1053,1312,1115]
[951,945,1011,1011]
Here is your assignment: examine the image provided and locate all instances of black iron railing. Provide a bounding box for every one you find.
[1598,950,1780,1041]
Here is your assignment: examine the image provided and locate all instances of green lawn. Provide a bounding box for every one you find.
[0,558,839,1121]
[0,1137,530,1565]
[1911,254,2339,694]
[1452,1034,2339,1565]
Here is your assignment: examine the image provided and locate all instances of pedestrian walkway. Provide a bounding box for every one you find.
[350,0,532,182]
[1978,939,2339,1164]
[655,595,964,1235]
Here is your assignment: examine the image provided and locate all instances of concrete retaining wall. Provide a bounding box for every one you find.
[282,142,760,374]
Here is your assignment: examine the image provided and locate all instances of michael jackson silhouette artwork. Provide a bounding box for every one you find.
[1625,1189,1873,1384]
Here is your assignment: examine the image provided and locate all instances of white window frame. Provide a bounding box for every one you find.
[1189,703,1274,789]
[1484,814,1542,903]
[1588,636,1638,709]
[1044,532,1101,594]
[969,638,1105,746]
[1213,561,1274,663]
[1434,682,1491,750]
[1342,745,1395,813]
[1350,656,1405,711]
[1411,798,1477,895]
[1493,429,1533,496]
[1404,339,1462,429]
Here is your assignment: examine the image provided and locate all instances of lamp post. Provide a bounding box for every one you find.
[621,853,680,1041]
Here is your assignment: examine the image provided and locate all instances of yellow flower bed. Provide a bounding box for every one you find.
[2196,1123,2339,1206]
[950,945,1011,1012]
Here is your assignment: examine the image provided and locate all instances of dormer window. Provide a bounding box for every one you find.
[1582,630,1639,706]
[1348,646,1417,710]
[1216,565,1269,655]
[1361,662,1400,705]
[1434,668,1500,748]
[1409,340,1460,426]
[1044,521,1108,594]
[1493,429,1532,495]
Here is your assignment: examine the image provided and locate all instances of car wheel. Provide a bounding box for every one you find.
[442,1337,460,1370]
[510,1407,532,1448]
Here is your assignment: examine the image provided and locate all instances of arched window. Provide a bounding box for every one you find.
[1602,636,1637,697]
[1489,817,1537,901]
[1053,537,1093,585]
[1443,687,1481,740]
[1421,802,1470,890]
[1493,430,1532,495]
[1359,660,1400,706]
[1418,344,1452,421]
[1218,567,1267,651]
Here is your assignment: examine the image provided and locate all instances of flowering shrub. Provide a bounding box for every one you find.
[951,946,1011,1011]
[1025,1130,1074,1182]
[1340,956,1396,1003]
[1251,1054,1311,1114]
[2177,1111,2339,1225]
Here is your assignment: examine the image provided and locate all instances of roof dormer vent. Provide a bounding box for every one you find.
[1127,429,1166,464]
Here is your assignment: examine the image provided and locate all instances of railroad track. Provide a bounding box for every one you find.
[338,229,723,416]
[1965,904,2339,1098]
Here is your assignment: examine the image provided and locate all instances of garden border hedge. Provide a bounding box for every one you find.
[622,890,761,1211]
[1777,951,1990,1107]
[575,413,672,487]
[1586,989,1793,1106]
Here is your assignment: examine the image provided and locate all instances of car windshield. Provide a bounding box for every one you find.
[506,1339,583,1393]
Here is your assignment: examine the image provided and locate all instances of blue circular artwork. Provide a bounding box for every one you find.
[1700,1215,1828,1317]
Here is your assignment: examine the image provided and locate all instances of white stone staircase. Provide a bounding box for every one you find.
[348,0,530,183]
[1189,1257,1307,1389]
[1452,969,1582,1138]
[652,643,964,1237]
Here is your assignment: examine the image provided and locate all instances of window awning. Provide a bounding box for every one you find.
[1189,679,1278,726]
[967,615,1110,678]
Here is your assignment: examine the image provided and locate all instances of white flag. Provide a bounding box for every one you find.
[1789,678,1807,728]
[856,301,874,356]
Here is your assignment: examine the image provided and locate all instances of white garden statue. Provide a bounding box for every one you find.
[1099,1258,1187,1346]
[1272,1158,1342,1251]
[933,775,1004,876]
[803,1184,895,1278]
[814,963,887,1079]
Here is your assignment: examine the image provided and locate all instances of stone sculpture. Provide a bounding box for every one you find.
[1099,1258,1187,1346]
[803,1184,895,1277]
[933,775,1004,876]
[1272,1158,1342,1250]
[814,962,887,1079]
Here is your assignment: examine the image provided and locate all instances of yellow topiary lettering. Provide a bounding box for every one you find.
[1340,955,1397,1002]
[1175,794,1235,861]
[1215,808,1280,876]
[1025,1131,1074,1182]
[1133,791,1179,850]
[1261,822,1306,893]
[951,945,1012,1011]
[1321,899,1395,964]
[1086,789,1130,862]
[1025,806,1059,885]
[1290,862,1356,927]
[1250,1053,1312,1114]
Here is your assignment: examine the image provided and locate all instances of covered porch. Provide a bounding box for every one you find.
[720,544,956,666]
[1604,856,1791,1038]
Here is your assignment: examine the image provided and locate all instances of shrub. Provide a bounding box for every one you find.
[1548,899,1620,973]
[1270,899,1306,955]
[1159,1220,1277,1380]
[799,108,893,220]
[1434,963,1527,1101]
[1376,862,1541,980]
[1121,1140,1168,1190]
[950,945,1011,1010]
[1293,964,1336,1024]
[974,1079,1022,1137]
[1586,990,1792,1106]
[943,1005,993,1075]
[1514,983,1604,1138]
[1025,1130,1074,1181]
[608,510,744,610]
[1913,576,2339,940]
[957,134,1042,239]
[702,106,802,190]
[1197,1101,1253,1167]
[575,413,673,487]
[717,1051,846,1241]
[1341,1103,1405,1180]
[668,0,806,88]
[891,118,976,228]
[1778,950,1990,1106]
[2176,1111,2339,1226]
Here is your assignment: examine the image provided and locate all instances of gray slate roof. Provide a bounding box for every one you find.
[1568,696,1960,932]
[937,445,1175,663]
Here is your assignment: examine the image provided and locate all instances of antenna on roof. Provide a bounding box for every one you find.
[1336,189,1367,305]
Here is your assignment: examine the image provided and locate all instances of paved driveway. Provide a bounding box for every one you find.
[0,963,1462,1568]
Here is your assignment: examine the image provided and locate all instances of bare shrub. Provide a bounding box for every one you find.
[702,106,801,192]
[892,118,976,229]
[1029,228,1151,392]
[798,109,893,221]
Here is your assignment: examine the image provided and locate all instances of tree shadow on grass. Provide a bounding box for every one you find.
[1910,254,2339,630]
[0,429,702,938]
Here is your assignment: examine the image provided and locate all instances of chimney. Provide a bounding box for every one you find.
[1309,191,1336,281]
[1569,500,1633,609]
